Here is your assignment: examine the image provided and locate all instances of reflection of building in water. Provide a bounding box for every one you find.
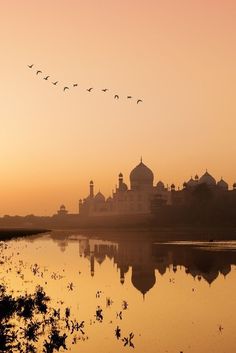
[116,241,157,296]
[78,238,157,295]
[79,238,118,278]
[78,238,170,296]
[76,237,236,295]
[159,245,235,285]
[51,231,69,252]
[131,266,156,297]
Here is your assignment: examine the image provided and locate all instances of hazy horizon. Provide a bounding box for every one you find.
[1,0,236,216]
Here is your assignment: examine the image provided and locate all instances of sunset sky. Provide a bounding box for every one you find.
[1,0,236,215]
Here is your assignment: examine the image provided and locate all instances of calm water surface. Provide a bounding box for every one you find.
[1,231,236,352]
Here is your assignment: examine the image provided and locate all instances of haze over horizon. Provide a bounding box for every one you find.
[1,0,236,216]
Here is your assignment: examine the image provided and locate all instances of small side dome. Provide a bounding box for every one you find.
[156,181,165,190]
[171,183,175,190]
[90,180,94,185]
[183,182,187,188]
[199,171,216,186]
[95,192,105,202]
[119,172,123,178]
[217,178,228,190]
[119,182,128,191]
[57,204,68,215]
[195,174,199,180]
[106,196,113,202]
[186,177,196,187]
[233,182,236,190]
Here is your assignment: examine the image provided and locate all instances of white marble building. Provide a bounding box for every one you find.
[79,159,171,217]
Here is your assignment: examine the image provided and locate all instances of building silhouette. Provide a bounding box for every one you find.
[78,160,236,218]
[57,205,68,216]
[79,159,171,217]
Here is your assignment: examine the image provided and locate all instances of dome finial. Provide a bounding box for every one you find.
[140,156,142,163]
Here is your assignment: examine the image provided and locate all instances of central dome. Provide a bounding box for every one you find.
[130,161,154,190]
[199,171,216,186]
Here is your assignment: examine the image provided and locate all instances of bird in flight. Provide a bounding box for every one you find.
[63,86,69,92]
[127,96,132,99]
[28,64,34,68]
[87,88,93,92]
[114,95,119,99]
[52,81,58,85]
[73,83,78,87]
[36,70,42,75]
[102,88,108,92]
[44,76,50,80]
[137,99,143,104]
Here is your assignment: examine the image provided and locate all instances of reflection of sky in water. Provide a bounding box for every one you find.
[1,231,236,352]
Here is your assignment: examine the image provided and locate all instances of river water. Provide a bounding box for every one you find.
[1,230,236,352]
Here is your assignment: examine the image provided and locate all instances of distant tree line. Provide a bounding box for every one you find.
[151,183,236,226]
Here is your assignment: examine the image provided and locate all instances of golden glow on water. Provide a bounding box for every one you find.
[1,231,236,352]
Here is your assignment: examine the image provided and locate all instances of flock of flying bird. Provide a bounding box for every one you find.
[27,64,143,104]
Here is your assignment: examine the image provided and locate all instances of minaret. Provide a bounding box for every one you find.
[89,180,94,198]
[79,199,83,214]
[118,173,123,189]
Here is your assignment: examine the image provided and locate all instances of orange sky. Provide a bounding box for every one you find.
[1,0,236,215]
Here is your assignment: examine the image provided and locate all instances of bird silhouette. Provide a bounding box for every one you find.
[115,326,121,339]
[87,88,93,92]
[28,64,34,68]
[137,99,143,104]
[102,88,108,92]
[127,96,132,99]
[122,300,128,310]
[36,70,42,75]
[73,83,78,87]
[116,311,122,320]
[114,95,119,99]
[52,81,58,85]
[63,87,69,92]
[44,76,50,80]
